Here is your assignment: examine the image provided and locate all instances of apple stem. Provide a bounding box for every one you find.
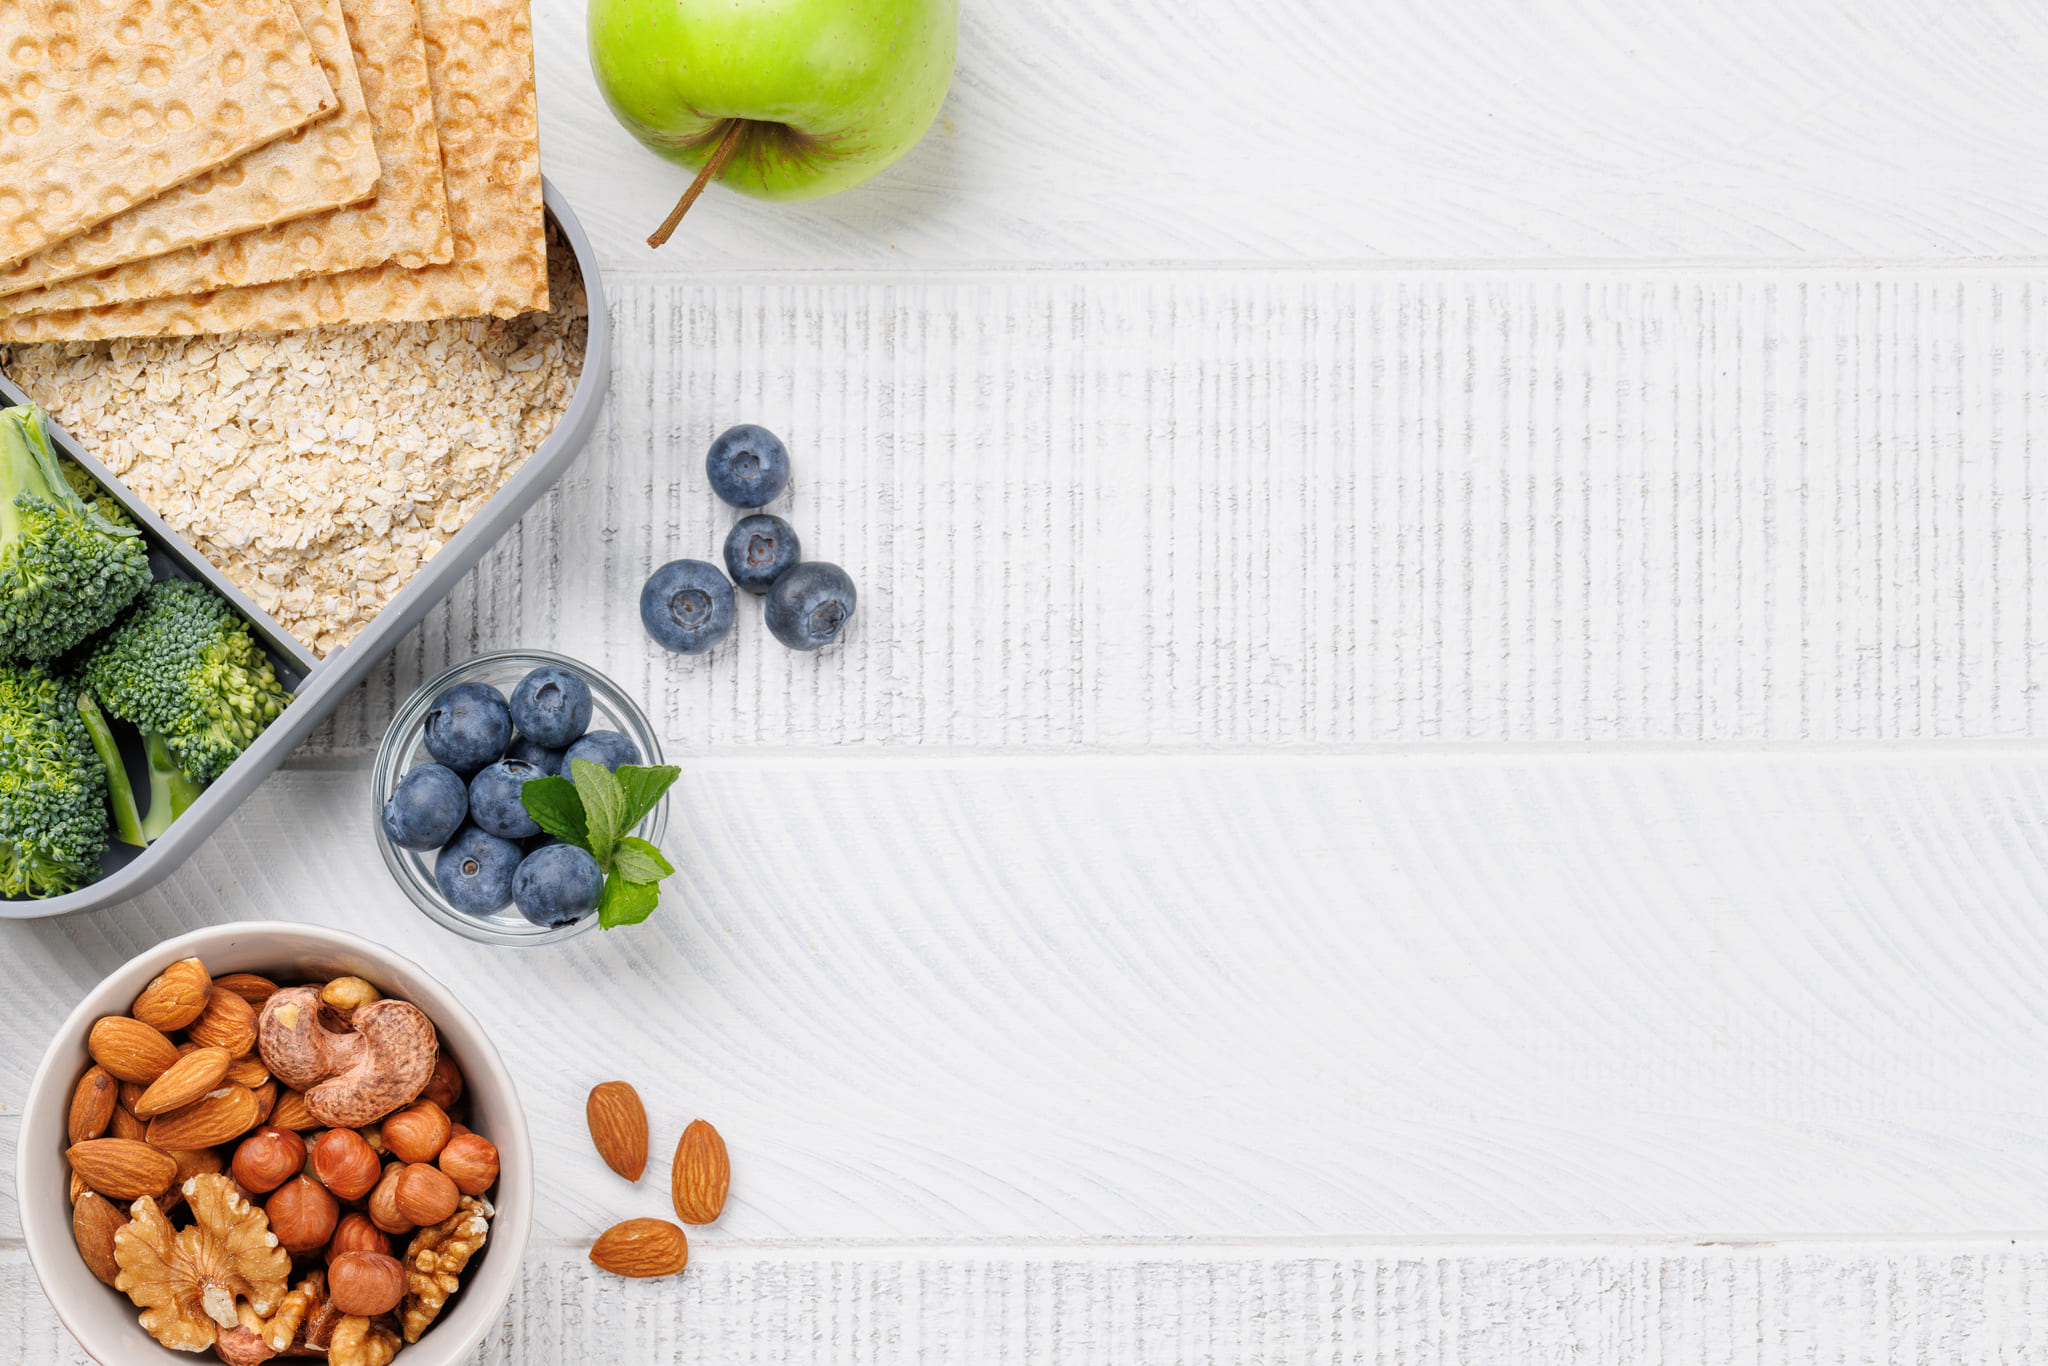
[646,119,746,249]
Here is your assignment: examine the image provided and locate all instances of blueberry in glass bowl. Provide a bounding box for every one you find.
[372,652,667,946]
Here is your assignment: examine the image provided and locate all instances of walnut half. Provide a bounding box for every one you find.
[399,1195,492,1342]
[113,1173,290,1352]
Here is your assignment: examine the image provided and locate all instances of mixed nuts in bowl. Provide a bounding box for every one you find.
[18,923,531,1366]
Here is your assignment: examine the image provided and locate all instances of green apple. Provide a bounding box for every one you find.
[589,0,957,215]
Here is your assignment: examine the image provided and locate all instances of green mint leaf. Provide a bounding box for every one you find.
[518,775,590,851]
[614,764,680,834]
[611,836,674,885]
[598,868,661,929]
[570,757,626,867]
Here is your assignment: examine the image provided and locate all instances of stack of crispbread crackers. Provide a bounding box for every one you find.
[0,0,546,342]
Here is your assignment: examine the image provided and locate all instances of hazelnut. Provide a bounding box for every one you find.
[327,1212,393,1263]
[421,1052,463,1110]
[391,1162,460,1226]
[230,1127,305,1194]
[437,1132,499,1196]
[265,1174,339,1253]
[381,1100,451,1164]
[327,1251,407,1316]
[321,975,381,1013]
[310,1128,382,1201]
[367,1162,414,1235]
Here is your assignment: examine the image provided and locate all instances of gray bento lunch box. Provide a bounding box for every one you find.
[0,180,610,919]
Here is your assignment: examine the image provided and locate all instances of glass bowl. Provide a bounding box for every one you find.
[373,650,668,946]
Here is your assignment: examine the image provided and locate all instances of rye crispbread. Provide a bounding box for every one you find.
[0,0,338,270]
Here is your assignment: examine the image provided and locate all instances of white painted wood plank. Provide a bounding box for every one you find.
[307,274,2048,752]
[10,753,2048,1245]
[9,1241,2048,1364]
[533,0,2048,270]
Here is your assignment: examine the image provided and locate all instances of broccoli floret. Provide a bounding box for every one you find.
[79,579,292,785]
[76,691,202,846]
[0,404,151,662]
[61,457,136,531]
[0,663,109,898]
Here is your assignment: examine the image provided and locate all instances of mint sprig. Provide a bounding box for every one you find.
[520,759,681,928]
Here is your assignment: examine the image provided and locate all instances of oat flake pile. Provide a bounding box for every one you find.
[0,236,586,657]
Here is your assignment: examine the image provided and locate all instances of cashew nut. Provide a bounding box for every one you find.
[256,987,437,1130]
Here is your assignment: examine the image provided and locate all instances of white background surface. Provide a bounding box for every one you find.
[10,0,2048,1359]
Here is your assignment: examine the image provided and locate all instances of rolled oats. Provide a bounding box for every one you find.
[0,232,587,657]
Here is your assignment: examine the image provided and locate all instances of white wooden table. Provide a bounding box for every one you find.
[9,0,2048,1359]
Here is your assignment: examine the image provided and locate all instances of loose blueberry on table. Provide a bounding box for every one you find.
[422,681,512,773]
[382,763,468,851]
[723,513,801,594]
[434,825,523,914]
[764,560,858,651]
[509,665,593,747]
[704,423,791,508]
[640,559,736,654]
[468,758,545,840]
[564,729,642,772]
[513,842,606,927]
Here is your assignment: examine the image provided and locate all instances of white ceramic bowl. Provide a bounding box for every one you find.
[17,923,532,1365]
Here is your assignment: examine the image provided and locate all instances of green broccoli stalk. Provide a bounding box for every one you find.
[75,692,202,847]
[0,405,151,663]
[0,663,109,897]
[79,579,292,785]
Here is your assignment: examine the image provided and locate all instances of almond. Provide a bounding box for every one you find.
[212,972,280,1008]
[588,1218,689,1278]
[585,1081,648,1182]
[71,1191,125,1286]
[67,1138,177,1201]
[224,1054,270,1089]
[133,1046,232,1118]
[87,1016,178,1083]
[67,1065,117,1145]
[269,1089,318,1131]
[110,1106,147,1143]
[186,987,258,1055]
[146,1083,261,1149]
[670,1119,730,1225]
[131,957,211,1032]
[249,1079,279,1126]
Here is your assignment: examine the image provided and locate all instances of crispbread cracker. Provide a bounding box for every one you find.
[0,0,379,303]
[0,0,338,270]
[0,0,450,313]
[0,0,542,340]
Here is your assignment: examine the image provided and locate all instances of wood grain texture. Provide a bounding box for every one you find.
[9,755,2048,1246]
[534,0,2048,270]
[8,1241,2048,1362]
[299,273,2048,751]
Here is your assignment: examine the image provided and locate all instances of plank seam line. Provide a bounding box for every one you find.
[594,259,2048,285]
[277,739,2048,770]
